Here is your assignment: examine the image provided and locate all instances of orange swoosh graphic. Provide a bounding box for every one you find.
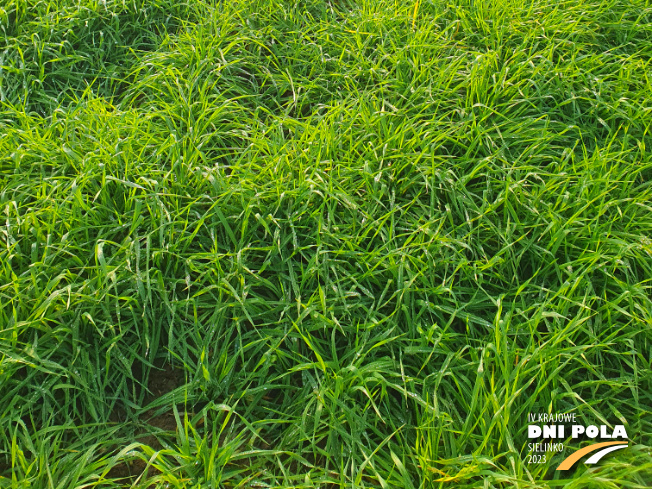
[556,441,628,470]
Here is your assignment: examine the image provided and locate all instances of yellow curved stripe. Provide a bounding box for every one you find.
[556,441,628,470]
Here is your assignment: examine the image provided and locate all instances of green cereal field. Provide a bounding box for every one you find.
[1,0,651,487]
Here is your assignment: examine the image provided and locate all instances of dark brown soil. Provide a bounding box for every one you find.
[106,457,151,481]
[146,363,183,402]
[106,361,184,484]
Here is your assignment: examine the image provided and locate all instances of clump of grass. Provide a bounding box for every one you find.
[1,0,651,487]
